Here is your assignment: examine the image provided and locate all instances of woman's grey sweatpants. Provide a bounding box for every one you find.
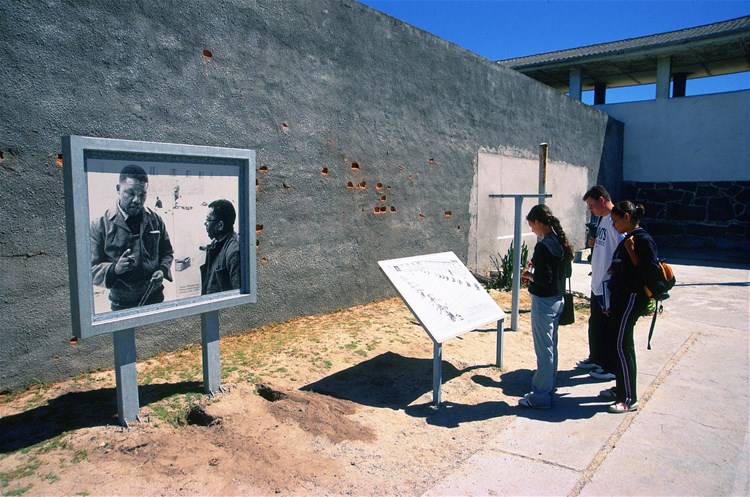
[528,294,564,407]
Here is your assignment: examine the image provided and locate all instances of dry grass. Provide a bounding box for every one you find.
[1,291,591,496]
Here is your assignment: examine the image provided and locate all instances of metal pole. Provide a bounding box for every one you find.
[201,311,222,395]
[432,340,442,408]
[488,193,552,331]
[113,328,139,426]
[539,143,548,206]
[511,196,523,330]
[495,318,505,367]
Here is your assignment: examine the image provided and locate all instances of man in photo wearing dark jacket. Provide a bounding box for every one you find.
[201,199,240,295]
[90,164,174,311]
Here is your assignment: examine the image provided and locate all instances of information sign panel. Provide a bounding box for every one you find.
[379,251,505,343]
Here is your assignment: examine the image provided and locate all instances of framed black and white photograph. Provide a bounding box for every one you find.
[63,136,256,338]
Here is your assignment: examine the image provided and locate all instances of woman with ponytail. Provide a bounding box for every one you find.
[519,204,574,409]
[604,201,660,413]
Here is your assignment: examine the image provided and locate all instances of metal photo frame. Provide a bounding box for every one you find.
[63,135,257,339]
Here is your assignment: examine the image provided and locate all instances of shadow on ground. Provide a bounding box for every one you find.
[302,351,487,409]
[303,352,612,427]
[0,381,202,453]
[404,368,613,428]
[472,368,613,422]
[403,400,510,428]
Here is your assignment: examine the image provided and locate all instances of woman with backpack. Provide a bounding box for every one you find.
[519,204,574,409]
[604,201,661,413]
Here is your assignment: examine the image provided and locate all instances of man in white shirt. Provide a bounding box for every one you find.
[577,186,625,383]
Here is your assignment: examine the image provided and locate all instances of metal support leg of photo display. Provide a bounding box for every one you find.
[201,311,222,395]
[488,193,552,331]
[112,312,223,427]
[113,328,139,426]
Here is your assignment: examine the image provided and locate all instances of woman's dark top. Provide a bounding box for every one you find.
[608,227,660,296]
[528,234,567,298]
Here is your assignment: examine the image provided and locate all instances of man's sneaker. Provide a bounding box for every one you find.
[599,387,616,400]
[589,368,616,380]
[576,358,601,370]
[608,401,639,413]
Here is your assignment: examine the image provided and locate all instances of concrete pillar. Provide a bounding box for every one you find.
[657,56,671,100]
[673,73,688,97]
[569,68,582,101]
[594,82,607,105]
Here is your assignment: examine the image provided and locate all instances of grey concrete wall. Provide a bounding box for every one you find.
[0,0,619,391]
[598,90,750,182]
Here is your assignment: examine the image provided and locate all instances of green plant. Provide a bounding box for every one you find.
[488,241,529,291]
[4,484,33,496]
[71,450,88,464]
[149,392,205,428]
[242,371,260,383]
[42,471,59,483]
[22,435,68,455]
[1,457,42,489]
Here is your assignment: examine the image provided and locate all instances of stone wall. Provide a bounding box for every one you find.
[0,0,619,391]
[622,181,750,259]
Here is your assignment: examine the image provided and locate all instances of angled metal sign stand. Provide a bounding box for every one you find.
[379,252,505,407]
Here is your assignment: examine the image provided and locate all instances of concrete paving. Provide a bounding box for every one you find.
[424,258,750,497]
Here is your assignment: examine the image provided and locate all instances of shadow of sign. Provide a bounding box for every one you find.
[301,352,465,409]
[0,381,202,453]
[404,400,511,428]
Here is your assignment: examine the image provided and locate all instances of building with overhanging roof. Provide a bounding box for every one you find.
[499,17,750,260]
[498,16,750,104]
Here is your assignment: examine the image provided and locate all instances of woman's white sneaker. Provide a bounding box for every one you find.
[608,401,639,413]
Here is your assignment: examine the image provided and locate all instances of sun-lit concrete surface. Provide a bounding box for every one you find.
[425,259,750,497]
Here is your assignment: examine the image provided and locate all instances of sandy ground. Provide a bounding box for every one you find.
[1,290,590,496]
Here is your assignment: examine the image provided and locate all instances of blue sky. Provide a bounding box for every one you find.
[358,0,750,104]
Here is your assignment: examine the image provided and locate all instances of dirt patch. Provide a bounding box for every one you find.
[0,291,590,496]
[261,386,377,444]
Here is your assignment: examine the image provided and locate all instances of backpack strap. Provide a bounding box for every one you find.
[647,301,663,350]
[647,310,657,350]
